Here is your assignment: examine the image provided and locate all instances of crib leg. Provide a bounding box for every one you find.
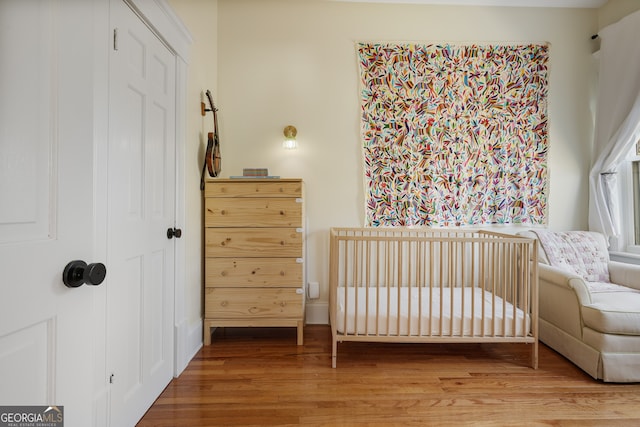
[297,320,304,346]
[332,339,337,368]
[532,340,539,369]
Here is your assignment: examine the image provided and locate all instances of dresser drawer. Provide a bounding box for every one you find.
[205,180,302,198]
[205,197,302,228]
[205,257,303,287]
[205,288,303,319]
[205,228,303,258]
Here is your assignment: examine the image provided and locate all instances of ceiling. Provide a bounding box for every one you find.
[335,0,608,7]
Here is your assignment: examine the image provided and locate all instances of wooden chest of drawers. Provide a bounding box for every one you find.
[203,179,305,345]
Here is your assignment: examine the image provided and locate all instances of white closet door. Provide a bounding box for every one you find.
[106,0,177,425]
[0,1,99,425]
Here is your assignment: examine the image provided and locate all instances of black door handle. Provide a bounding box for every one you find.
[63,260,106,288]
[167,227,182,239]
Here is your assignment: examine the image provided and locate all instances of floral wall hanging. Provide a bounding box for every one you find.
[358,42,549,227]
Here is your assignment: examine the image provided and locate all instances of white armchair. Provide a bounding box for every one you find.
[520,230,640,382]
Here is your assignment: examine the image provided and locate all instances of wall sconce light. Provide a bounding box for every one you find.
[283,125,297,150]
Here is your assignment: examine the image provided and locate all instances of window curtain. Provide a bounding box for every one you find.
[589,10,640,247]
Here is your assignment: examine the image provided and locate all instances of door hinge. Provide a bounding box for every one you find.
[113,28,119,51]
[109,373,115,384]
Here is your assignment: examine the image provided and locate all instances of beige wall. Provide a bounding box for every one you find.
[598,0,640,28]
[168,0,218,333]
[170,0,609,325]
[214,0,598,319]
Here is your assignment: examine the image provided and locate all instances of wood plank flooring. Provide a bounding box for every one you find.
[138,325,640,426]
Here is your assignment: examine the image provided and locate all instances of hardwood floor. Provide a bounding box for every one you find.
[138,325,640,426]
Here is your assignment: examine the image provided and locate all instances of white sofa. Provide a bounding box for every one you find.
[520,230,640,382]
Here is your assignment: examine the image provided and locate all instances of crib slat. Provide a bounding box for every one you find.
[386,239,391,337]
[460,240,465,338]
[511,242,517,338]
[482,238,487,333]
[375,239,381,337]
[448,240,454,337]
[439,240,444,337]
[395,239,400,336]
[365,239,371,336]
[427,241,435,336]
[471,240,476,337]
[342,239,348,339]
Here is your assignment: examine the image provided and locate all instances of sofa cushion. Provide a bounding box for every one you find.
[587,281,639,294]
[533,230,610,283]
[583,291,640,335]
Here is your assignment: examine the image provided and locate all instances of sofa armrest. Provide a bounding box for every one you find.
[538,263,588,339]
[539,263,592,305]
[609,261,640,291]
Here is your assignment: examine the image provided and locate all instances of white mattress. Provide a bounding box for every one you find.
[335,286,530,337]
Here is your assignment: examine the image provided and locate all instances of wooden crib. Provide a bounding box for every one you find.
[329,227,538,368]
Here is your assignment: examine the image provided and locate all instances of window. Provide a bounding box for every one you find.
[621,140,640,253]
[633,149,640,245]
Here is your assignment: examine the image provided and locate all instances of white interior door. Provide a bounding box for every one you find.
[107,1,177,425]
[0,1,99,425]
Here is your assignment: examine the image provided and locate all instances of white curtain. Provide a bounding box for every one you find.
[589,9,640,248]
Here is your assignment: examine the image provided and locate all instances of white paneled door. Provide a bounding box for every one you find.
[0,1,98,425]
[1,1,180,425]
[106,1,177,425]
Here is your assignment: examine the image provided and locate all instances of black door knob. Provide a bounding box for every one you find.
[167,227,182,239]
[63,260,107,288]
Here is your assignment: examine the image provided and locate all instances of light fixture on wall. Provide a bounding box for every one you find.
[283,125,297,150]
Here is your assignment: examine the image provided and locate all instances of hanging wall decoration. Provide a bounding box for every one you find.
[357,42,549,227]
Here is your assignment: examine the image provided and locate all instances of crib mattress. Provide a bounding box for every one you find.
[335,286,530,337]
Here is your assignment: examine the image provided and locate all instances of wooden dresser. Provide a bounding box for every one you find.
[203,178,305,345]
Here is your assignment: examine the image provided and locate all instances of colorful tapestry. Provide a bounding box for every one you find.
[358,42,549,227]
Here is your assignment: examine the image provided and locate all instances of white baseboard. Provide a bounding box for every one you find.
[174,318,203,377]
[186,318,203,361]
[305,302,329,325]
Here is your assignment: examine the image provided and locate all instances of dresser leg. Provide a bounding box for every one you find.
[204,324,212,345]
[297,320,304,345]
